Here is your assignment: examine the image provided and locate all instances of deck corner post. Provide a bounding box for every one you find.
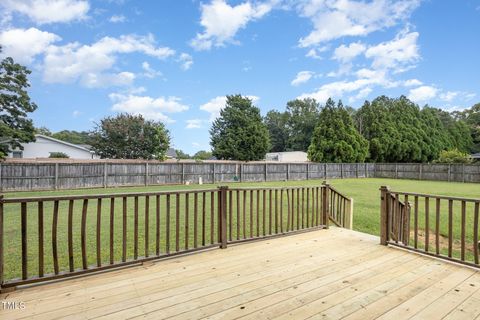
[322,180,330,228]
[0,195,4,291]
[218,186,228,249]
[380,186,390,245]
[346,198,354,230]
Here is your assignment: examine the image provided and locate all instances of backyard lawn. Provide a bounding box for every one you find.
[2,178,479,281]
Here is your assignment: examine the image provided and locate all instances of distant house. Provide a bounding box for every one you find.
[265,151,308,162]
[166,148,177,159]
[472,153,480,161]
[7,134,96,159]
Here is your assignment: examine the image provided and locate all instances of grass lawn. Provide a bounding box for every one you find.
[2,178,479,281]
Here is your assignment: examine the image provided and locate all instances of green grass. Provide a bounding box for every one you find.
[2,178,479,282]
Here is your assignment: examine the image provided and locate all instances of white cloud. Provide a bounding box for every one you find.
[109,93,189,123]
[333,42,366,62]
[43,34,175,87]
[407,85,438,102]
[72,110,82,117]
[200,95,259,121]
[365,29,420,72]
[403,78,423,87]
[178,53,193,70]
[291,71,314,86]
[297,0,420,47]
[142,61,162,78]
[190,0,274,50]
[0,27,60,64]
[1,0,90,25]
[439,91,459,102]
[82,71,136,88]
[109,14,126,23]
[186,119,203,129]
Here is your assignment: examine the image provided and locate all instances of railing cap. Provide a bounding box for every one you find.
[379,185,390,191]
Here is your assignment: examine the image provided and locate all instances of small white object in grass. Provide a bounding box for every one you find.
[199,177,203,185]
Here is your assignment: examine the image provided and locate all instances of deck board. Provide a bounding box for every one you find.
[1,227,478,320]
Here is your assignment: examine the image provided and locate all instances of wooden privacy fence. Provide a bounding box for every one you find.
[0,182,352,291]
[1,161,479,192]
[380,186,480,268]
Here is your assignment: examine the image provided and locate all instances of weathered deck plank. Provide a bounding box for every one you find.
[0,227,478,320]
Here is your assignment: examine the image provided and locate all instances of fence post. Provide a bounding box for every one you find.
[448,164,451,182]
[212,163,216,184]
[218,186,228,249]
[341,163,344,179]
[324,163,327,179]
[264,163,268,182]
[103,162,108,188]
[322,181,330,228]
[286,163,290,181]
[344,198,354,230]
[365,163,368,178]
[240,163,243,182]
[145,162,149,186]
[395,163,398,179]
[54,163,59,190]
[419,164,423,180]
[380,186,390,245]
[0,195,3,292]
[306,163,309,180]
[181,163,185,184]
[463,164,466,183]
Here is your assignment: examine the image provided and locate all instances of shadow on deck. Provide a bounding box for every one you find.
[1,227,480,320]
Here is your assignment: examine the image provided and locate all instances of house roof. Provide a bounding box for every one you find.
[471,153,480,159]
[35,134,94,153]
[166,148,177,158]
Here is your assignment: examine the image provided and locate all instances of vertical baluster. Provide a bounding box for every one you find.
[414,196,418,249]
[202,192,206,246]
[156,195,160,256]
[301,188,305,229]
[52,200,59,275]
[306,188,310,228]
[243,190,246,239]
[473,202,479,265]
[210,191,215,244]
[194,192,198,248]
[176,194,180,252]
[236,190,240,240]
[110,197,115,264]
[228,191,232,241]
[425,197,430,252]
[269,190,273,235]
[287,188,291,232]
[296,189,300,230]
[67,200,74,272]
[96,198,102,267]
[461,201,466,261]
[280,189,284,233]
[145,195,150,257]
[185,193,189,250]
[81,199,88,269]
[316,187,320,226]
[250,190,254,238]
[38,201,44,277]
[21,202,28,279]
[447,199,452,258]
[134,196,139,259]
[256,190,260,237]
[435,198,440,255]
[263,190,266,236]
[404,195,410,246]
[166,194,171,254]
[122,197,127,262]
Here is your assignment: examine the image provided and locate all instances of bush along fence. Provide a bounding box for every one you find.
[0,161,479,192]
[380,186,480,269]
[0,182,353,291]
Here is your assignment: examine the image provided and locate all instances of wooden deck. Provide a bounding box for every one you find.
[1,227,480,320]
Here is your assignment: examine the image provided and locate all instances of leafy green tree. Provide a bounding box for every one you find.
[210,95,270,161]
[264,110,289,152]
[52,130,91,145]
[36,126,52,136]
[461,103,480,152]
[175,149,190,159]
[90,113,170,160]
[308,99,369,162]
[193,150,212,160]
[434,149,473,164]
[0,47,37,159]
[285,98,320,151]
[49,152,69,158]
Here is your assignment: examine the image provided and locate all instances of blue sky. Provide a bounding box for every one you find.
[1,0,479,154]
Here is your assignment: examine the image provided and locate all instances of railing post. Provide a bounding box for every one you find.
[322,181,329,228]
[345,198,354,230]
[380,186,390,245]
[218,186,228,249]
[0,195,4,292]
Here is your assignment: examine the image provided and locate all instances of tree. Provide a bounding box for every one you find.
[52,130,91,145]
[308,99,369,162]
[49,152,69,158]
[193,150,212,160]
[434,149,473,164]
[285,98,320,151]
[210,95,270,161]
[0,47,37,159]
[175,149,190,159]
[264,110,289,152]
[460,103,480,152]
[90,113,170,160]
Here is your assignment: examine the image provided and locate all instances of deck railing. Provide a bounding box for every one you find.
[0,182,352,291]
[380,186,480,268]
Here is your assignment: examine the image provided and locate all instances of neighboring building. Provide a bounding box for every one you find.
[8,134,96,159]
[166,148,177,159]
[472,153,480,159]
[265,151,308,162]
